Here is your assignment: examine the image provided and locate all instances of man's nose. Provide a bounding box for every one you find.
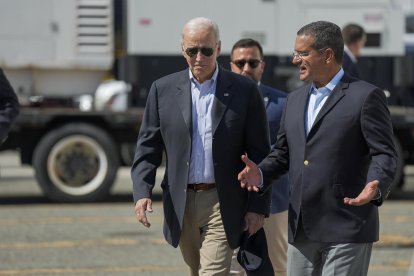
[292,57,300,65]
[242,63,252,71]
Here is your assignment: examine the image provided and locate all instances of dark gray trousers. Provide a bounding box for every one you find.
[287,222,372,276]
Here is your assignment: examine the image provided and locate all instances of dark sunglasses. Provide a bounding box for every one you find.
[185,47,214,57]
[232,59,262,69]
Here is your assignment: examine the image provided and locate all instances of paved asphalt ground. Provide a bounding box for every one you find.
[1,150,414,276]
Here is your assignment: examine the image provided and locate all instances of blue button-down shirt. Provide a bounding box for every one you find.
[188,65,219,184]
[306,68,344,134]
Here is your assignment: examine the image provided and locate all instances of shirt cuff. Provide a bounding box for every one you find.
[259,169,264,189]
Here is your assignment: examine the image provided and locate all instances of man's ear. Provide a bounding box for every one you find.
[216,40,221,57]
[325,48,335,64]
[181,45,186,58]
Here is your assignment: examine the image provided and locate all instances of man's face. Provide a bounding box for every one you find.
[230,47,264,82]
[181,27,220,83]
[292,35,327,87]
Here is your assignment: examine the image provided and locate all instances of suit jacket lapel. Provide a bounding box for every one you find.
[212,69,233,134]
[308,79,348,137]
[298,85,310,141]
[259,84,271,108]
[175,71,192,134]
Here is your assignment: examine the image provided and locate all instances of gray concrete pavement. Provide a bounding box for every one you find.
[1,151,414,275]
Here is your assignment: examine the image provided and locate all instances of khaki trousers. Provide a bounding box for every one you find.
[263,210,288,276]
[179,188,233,276]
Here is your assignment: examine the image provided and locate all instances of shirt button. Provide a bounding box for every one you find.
[304,160,309,166]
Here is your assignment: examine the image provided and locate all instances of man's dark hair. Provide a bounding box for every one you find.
[342,23,366,45]
[231,38,264,60]
[297,21,344,64]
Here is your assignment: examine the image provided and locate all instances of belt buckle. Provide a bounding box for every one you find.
[188,184,197,192]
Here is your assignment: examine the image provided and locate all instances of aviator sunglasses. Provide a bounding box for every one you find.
[232,59,262,69]
[185,47,214,57]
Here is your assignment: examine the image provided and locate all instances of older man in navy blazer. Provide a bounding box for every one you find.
[0,69,19,144]
[230,38,289,276]
[132,18,271,275]
[238,21,397,276]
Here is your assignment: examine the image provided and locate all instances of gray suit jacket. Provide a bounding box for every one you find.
[132,66,271,248]
[259,73,397,243]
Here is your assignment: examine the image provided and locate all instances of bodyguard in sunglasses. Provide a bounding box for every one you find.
[132,17,271,276]
[238,21,396,276]
[0,68,19,145]
[230,38,288,276]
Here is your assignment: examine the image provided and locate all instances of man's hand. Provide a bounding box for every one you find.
[238,155,262,192]
[134,198,153,227]
[344,180,380,206]
[244,212,265,235]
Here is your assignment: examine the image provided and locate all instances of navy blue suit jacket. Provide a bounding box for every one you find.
[342,51,361,79]
[0,69,19,144]
[259,74,396,243]
[132,66,271,249]
[259,84,289,213]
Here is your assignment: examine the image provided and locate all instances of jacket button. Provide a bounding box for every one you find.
[304,160,309,166]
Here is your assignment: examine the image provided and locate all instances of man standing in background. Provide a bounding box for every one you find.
[230,38,289,276]
[342,23,366,78]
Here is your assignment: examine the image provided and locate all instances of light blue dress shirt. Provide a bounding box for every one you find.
[188,65,219,184]
[306,68,344,134]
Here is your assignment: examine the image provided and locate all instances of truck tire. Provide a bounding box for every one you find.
[33,123,119,202]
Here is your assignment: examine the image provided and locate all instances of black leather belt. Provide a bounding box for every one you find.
[187,183,216,192]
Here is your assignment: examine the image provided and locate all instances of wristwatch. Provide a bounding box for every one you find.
[373,188,382,200]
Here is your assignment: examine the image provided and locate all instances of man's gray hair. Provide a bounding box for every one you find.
[181,17,220,45]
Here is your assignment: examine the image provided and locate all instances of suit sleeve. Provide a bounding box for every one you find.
[244,84,272,216]
[131,81,164,202]
[0,69,19,143]
[361,88,397,204]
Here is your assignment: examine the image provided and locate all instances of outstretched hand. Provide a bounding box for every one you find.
[343,180,380,206]
[238,155,262,192]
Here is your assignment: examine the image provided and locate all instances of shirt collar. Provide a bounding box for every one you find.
[310,68,344,94]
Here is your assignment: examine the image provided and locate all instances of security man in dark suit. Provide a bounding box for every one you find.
[0,68,19,144]
[342,23,366,79]
[131,17,271,276]
[238,21,396,276]
[230,38,289,276]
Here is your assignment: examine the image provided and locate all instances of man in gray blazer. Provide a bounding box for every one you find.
[131,17,271,276]
[0,68,19,144]
[238,21,397,275]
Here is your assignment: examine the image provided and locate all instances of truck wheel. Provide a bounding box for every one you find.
[33,123,119,202]
[390,136,404,194]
